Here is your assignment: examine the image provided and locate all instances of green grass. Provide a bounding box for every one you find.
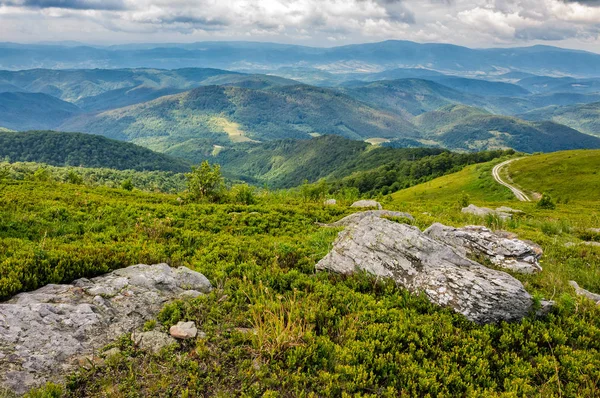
[390,158,516,204]
[507,150,600,202]
[1,152,599,397]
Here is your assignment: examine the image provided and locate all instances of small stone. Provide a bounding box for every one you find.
[350,200,382,210]
[462,204,512,220]
[132,330,177,353]
[179,290,204,299]
[569,281,600,304]
[170,321,198,339]
[102,347,121,358]
[324,199,337,206]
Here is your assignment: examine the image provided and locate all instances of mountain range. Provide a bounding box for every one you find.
[2,40,600,165]
[2,41,600,77]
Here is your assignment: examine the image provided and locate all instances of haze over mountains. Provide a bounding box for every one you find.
[2,41,600,78]
[2,40,600,171]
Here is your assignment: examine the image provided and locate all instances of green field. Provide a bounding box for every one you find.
[506,150,600,202]
[2,151,600,397]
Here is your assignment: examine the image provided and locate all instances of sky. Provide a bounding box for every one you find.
[0,0,599,52]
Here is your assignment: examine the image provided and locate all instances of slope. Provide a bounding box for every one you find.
[506,150,600,201]
[414,104,490,132]
[412,105,600,152]
[519,102,600,137]
[0,92,81,130]
[0,130,190,172]
[0,68,300,112]
[340,79,484,118]
[429,77,530,97]
[213,135,446,188]
[59,85,420,154]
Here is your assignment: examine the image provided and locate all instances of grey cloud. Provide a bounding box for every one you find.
[561,0,600,5]
[0,0,127,10]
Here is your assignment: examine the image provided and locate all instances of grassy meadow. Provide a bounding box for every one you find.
[1,151,599,397]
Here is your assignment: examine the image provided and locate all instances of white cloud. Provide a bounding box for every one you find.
[0,0,598,51]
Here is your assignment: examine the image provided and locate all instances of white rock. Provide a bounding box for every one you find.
[170,321,198,340]
[0,264,212,395]
[316,217,534,324]
[350,200,382,210]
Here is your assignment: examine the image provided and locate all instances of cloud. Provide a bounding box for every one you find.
[561,0,600,5]
[0,0,598,51]
[0,0,126,10]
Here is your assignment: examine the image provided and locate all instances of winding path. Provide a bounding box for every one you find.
[492,159,531,202]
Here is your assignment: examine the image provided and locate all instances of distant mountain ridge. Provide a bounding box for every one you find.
[1,40,600,77]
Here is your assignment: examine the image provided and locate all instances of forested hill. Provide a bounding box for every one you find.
[214,135,513,190]
[0,130,190,172]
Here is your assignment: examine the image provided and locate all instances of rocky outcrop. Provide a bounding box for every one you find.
[0,263,212,395]
[424,223,543,274]
[462,204,523,220]
[316,217,534,324]
[351,200,382,210]
[569,281,600,304]
[322,210,414,228]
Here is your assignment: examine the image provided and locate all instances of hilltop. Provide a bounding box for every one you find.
[0,130,190,172]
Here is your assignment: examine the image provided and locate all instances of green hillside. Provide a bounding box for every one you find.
[340,79,482,118]
[507,150,600,201]
[391,160,515,204]
[60,85,419,153]
[430,114,600,152]
[520,102,600,137]
[0,130,190,172]
[0,92,81,130]
[3,153,600,397]
[414,104,490,132]
[431,77,530,97]
[0,68,300,112]
[213,135,448,188]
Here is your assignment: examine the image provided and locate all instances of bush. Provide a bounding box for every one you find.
[65,170,83,185]
[121,179,134,191]
[230,183,256,205]
[537,193,556,210]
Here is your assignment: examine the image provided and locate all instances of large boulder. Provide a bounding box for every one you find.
[424,223,543,274]
[351,200,382,210]
[0,264,212,395]
[316,217,534,324]
[322,210,414,228]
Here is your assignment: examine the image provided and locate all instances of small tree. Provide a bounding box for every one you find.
[537,193,556,210]
[121,179,134,191]
[186,161,225,202]
[66,170,83,185]
[231,183,256,205]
